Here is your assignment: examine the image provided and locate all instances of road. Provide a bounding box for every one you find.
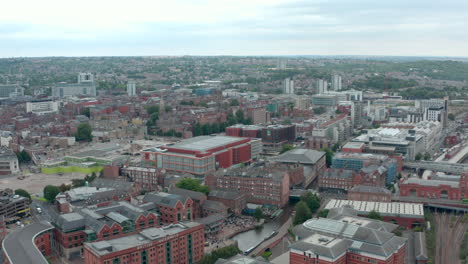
[434,213,467,264]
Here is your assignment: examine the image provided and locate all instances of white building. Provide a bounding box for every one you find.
[26,100,59,115]
[0,147,20,175]
[316,79,328,94]
[127,81,136,96]
[295,96,311,110]
[52,73,96,98]
[331,74,342,91]
[284,78,295,94]
[0,84,24,98]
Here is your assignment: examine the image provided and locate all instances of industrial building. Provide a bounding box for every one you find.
[142,136,262,175]
[83,222,204,264]
[324,199,425,229]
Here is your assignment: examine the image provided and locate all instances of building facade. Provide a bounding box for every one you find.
[84,222,205,264]
[0,147,20,175]
[205,163,290,207]
[26,100,59,115]
[142,136,262,175]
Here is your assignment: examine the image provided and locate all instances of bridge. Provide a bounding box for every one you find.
[403,161,468,174]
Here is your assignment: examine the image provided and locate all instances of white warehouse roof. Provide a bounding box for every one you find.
[325,199,424,219]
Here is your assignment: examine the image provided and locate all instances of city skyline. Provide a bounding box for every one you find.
[1,0,467,57]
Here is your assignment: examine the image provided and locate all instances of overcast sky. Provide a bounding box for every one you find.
[1,0,467,57]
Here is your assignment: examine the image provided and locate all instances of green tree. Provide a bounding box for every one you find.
[415,152,423,160]
[294,201,312,225]
[230,99,239,106]
[235,109,245,123]
[313,107,326,115]
[424,152,431,161]
[331,143,340,152]
[211,122,220,133]
[72,179,86,188]
[16,150,31,163]
[282,118,292,125]
[227,113,237,125]
[301,192,320,214]
[254,207,264,221]
[59,184,71,193]
[75,123,93,142]
[43,185,60,202]
[81,107,91,118]
[202,123,212,135]
[145,105,160,115]
[318,209,329,218]
[15,189,31,200]
[176,178,210,195]
[281,144,295,154]
[198,245,241,264]
[321,147,334,167]
[193,122,202,136]
[368,210,383,221]
[165,105,172,113]
[448,113,455,121]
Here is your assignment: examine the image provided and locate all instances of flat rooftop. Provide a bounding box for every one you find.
[166,136,247,152]
[86,222,202,256]
[325,199,424,218]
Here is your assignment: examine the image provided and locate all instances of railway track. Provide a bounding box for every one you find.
[434,213,467,264]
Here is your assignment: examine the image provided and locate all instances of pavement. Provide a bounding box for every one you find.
[0,172,87,194]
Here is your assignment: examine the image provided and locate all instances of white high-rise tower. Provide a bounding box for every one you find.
[331,74,342,91]
[127,81,136,96]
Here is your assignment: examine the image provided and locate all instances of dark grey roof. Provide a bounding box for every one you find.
[349,185,391,194]
[292,216,406,258]
[414,232,428,260]
[203,200,227,211]
[143,192,188,208]
[196,213,225,225]
[90,178,134,191]
[270,148,325,164]
[291,238,352,258]
[169,187,206,201]
[209,190,243,200]
[326,206,358,219]
[55,213,86,232]
[2,222,54,264]
[215,254,270,264]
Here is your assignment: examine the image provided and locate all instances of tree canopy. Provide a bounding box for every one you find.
[293,201,312,225]
[75,123,93,142]
[43,185,60,202]
[368,210,383,221]
[300,192,320,214]
[321,147,334,167]
[15,189,31,200]
[16,150,31,163]
[254,207,264,221]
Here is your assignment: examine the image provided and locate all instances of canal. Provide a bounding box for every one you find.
[231,206,292,252]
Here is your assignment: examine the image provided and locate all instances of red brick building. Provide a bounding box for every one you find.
[143,192,194,224]
[205,163,290,208]
[141,136,262,176]
[319,166,387,193]
[348,185,392,202]
[52,201,159,260]
[291,211,407,264]
[122,166,165,191]
[399,175,468,200]
[84,222,205,264]
[208,190,247,215]
[169,187,207,219]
